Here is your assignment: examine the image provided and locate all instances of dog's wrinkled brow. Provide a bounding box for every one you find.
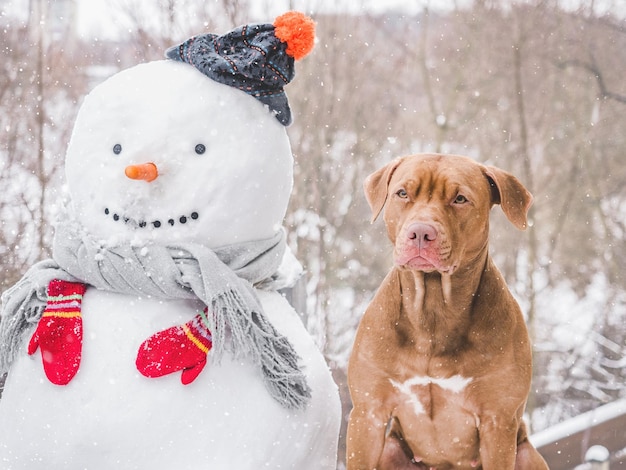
[392,170,455,202]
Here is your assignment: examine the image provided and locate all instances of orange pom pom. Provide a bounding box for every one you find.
[273,11,316,61]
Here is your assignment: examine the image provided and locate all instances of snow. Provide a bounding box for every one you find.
[0,58,341,468]
[585,445,610,463]
[0,290,340,469]
[530,398,626,449]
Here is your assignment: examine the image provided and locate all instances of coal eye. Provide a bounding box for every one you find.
[195,144,206,155]
[454,194,468,204]
[112,143,122,155]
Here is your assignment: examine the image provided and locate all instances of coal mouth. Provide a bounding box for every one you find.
[104,207,199,229]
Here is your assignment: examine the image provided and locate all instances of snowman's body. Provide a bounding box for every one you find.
[0,288,339,469]
[0,58,341,468]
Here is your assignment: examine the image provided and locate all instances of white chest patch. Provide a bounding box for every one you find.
[390,375,472,416]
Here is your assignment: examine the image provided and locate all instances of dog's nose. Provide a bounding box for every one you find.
[407,222,438,246]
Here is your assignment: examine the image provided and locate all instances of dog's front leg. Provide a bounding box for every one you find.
[477,415,519,470]
[346,404,388,470]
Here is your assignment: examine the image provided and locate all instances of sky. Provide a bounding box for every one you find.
[2,0,621,39]
[73,0,465,39]
[71,0,625,39]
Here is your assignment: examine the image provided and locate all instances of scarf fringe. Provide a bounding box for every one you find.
[208,289,311,409]
[0,260,73,374]
[0,303,43,374]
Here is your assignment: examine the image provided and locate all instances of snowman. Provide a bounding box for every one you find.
[0,11,340,470]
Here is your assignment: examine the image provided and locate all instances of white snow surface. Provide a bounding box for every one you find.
[0,290,341,469]
[0,59,341,468]
[530,398,626,449]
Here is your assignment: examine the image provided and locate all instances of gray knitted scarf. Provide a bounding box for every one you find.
[0,220,311,410]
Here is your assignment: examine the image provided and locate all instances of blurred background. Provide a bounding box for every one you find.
[1,0,625,467]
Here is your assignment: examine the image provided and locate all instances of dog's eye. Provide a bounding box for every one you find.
[395,189,408,199]
[453,194,468,204]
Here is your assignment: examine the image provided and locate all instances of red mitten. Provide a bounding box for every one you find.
[28,279,87,385]
[136,310,213,385]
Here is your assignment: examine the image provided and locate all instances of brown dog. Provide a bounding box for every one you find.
[347,154,549,470]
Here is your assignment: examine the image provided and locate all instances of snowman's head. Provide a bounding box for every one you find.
[65,59,296,248]
[66,12,315,248]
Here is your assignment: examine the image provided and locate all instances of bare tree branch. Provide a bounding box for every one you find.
[557,57,626,104]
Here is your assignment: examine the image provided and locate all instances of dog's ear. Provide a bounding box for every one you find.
[364,157,405,222]
[484,166,533,230]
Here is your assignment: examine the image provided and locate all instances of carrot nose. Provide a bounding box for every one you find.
[125,162,158,182]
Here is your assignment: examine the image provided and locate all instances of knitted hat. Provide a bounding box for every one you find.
[166,11,315,126]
